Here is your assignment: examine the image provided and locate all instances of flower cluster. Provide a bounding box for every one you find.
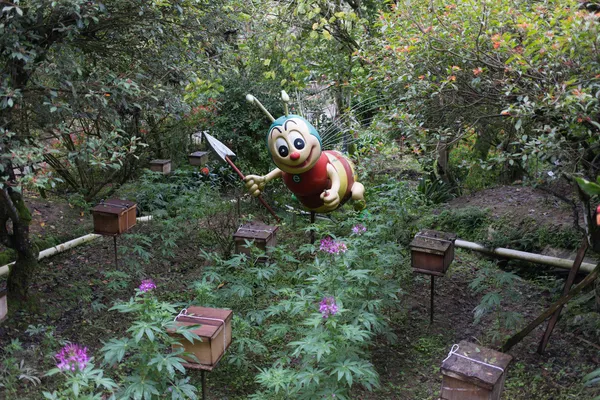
[319,297,339,318]
[319,237,347,254]
[55,344,90,371]
[351,224,367,235]
[138,279,156,292]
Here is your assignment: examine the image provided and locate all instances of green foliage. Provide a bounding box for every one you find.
[428,207,490,242]
[1,0,234,198]
[485,218,583,252]
[351,0,600,216]
[576,177,600,197]
[0,339,41,396]
[416,173,455,204]
[101,290,200,400]
[43,360,117,400]
[470,261,524,345]
[43,287,200,399]
[584,368,600,400]
[193,201,408,398]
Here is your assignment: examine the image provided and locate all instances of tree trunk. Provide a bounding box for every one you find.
[8,251,38,302]
[0,189,39,303]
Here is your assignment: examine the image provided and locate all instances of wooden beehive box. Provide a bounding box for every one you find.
[92,199,137,235]
[0,283,7,322]
[233,222,279,256]
[149,159,172,175]
[169,306,233,369]
[440,341,512,400]
[410,230,457,276]
[188,151,209,166]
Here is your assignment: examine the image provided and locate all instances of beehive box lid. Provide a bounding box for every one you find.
[92,199,136,215]
[150,159,171,165]
[441,341,512,390]
[419,229,457,243]
[189,151,209,158]
[410,236,451,255]
[171,307,233,340]
[233,223,279,240]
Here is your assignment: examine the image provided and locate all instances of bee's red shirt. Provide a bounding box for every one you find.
[281,151,353,209]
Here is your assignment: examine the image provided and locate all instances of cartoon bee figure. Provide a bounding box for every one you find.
[244,91,365,213]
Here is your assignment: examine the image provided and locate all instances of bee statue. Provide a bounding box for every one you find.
[244,91,365,213]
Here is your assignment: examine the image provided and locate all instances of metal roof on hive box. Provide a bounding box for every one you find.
[233,223,279,241]
[441,340,512,390]
[91,199,135,215]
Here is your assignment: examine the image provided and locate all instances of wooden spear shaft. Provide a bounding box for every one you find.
[224,156,280,222]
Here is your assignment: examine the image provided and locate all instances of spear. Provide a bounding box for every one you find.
[203,132,281,222]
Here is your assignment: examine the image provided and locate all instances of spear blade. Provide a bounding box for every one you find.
[202,132,280,222]
[203,132,236,162]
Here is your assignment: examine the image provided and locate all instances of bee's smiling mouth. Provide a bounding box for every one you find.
[281,146,316,169]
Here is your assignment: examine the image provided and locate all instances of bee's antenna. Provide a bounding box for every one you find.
[246,94,275,122]
[281,90,290,116]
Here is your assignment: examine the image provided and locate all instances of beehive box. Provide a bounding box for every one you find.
[233,223,279,256]
[410,230,457,276]
[149,159,172,175]
[0,284,7,322]
[440,341,512,400]
[169,306,233,369]
[188,151,209,166]
[92,199,137,235]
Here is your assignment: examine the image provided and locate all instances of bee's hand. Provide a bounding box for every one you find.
[321,190,340,208]
[244,175,266,197]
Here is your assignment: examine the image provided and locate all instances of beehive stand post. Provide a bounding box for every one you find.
[310,211,316,244]
[113,236,118,269]
[201,370,207,400]
[430,275,435,324]
[537,238,588,354]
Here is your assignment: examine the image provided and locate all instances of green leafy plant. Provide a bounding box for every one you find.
[100,281,200,400]
[470,262,524,345]
[43,354,117,400]
[417,173,456,204]
[583,368,600,400]
[0,339,41,396]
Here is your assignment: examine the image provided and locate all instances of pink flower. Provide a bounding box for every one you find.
[55,344,89,371]
[352,224,367,235]
[319,297,339,318]
[138,279,156,292]
[319,237,347,254]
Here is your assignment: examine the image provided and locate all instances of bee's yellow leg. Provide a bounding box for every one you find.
[351,182,365,201]
[351,182,366,211]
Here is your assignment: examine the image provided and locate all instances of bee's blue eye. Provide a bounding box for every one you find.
[294,138,305,150]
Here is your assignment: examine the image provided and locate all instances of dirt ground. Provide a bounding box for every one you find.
[0,193,91,259]
[361,251,600,399]
[446,185,579,229]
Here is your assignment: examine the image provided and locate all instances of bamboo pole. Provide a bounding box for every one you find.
[455,239,596,273]
[0,215,153,277]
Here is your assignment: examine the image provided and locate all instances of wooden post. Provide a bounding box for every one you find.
[429,275,435,324]
[501,261,600,353]
[310,212,316,244]
[113,236,118,269]
[201,370,207,400]
[430,275,435,324]
[537,238,588,354]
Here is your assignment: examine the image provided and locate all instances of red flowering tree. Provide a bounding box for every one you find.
[352,0,600,243]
